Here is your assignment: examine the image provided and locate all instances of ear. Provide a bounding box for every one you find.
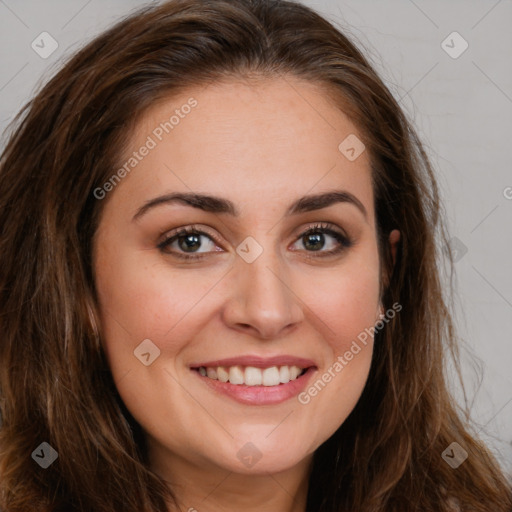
[376,303,385,323]
[377,229,401,322]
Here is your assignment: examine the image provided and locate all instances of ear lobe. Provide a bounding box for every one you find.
[380,229,401,297]
[376,303,384,324]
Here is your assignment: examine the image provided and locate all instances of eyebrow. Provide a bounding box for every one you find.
[132,189,367,221]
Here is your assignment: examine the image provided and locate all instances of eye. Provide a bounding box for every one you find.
[157,225,220,260]
[158,222,353,261]
[291,222,353,257]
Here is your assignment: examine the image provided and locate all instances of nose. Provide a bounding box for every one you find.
[221,247,304,340]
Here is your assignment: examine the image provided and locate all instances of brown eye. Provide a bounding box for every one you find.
[176,233,202,252]
[302,232,325,251]
[292,223,353,257]
[158,226,220,259]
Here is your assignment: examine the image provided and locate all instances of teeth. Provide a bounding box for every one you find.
[245,366,262,386]
[217,366,229,383]
[196,364,306,386]
[290,366,300,379]
[279,365,290,383]
[229,365,244,385]
[262,366,280,386]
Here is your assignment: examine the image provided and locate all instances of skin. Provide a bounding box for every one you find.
[93,75,400,512]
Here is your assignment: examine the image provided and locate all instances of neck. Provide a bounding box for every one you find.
[148,442,313,512]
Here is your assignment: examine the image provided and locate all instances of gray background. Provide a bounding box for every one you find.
[0,0,511,475]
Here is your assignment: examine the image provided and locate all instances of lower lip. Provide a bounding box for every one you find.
[192,367,317,405]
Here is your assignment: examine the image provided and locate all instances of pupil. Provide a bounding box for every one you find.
[305,233,324,251]
[180,234,201,252]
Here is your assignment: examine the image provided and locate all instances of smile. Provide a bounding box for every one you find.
[190,356,317,405]
[194,365,307,386]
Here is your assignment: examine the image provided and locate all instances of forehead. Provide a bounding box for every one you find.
[106,76,374,224]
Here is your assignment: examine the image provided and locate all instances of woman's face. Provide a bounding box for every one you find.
[93,76,391,478]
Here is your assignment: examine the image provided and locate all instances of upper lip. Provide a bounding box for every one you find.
[190,355,317,369]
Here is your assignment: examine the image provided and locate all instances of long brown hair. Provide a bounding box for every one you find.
[0,1,510,511]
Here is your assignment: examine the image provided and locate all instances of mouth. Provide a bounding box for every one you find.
[192,364,308,386]
[190,356,317,405]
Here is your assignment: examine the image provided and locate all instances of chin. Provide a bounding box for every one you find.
[205,432,315,475]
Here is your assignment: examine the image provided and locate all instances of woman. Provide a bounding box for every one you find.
[0,0,510,511]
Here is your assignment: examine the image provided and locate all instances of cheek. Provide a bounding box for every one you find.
[291,249,381,433]
[93,254,216,436]
[94,246,225,368]
[297,249,382,350]
[93,228,382,463]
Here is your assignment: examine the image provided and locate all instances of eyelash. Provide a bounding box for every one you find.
[157,222,353,261]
